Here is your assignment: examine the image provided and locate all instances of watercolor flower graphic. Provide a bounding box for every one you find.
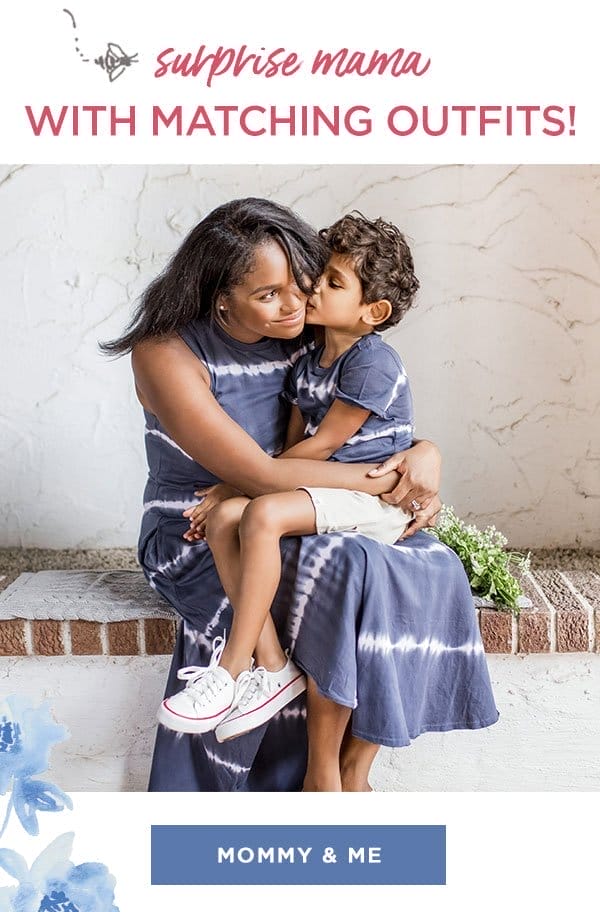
[0,697,71,838]
[0,832,120,912]
[0,696,121,909]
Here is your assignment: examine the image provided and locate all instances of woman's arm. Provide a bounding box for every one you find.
[132,337,399,499]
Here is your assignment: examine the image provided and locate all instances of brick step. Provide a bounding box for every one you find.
[0,616,176,656]
[1,567,599,657]
[0,570,177,657]
[481,568,600,654]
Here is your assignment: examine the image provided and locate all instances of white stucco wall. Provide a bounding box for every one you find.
[1,654,598,791]
[1,164,598,548]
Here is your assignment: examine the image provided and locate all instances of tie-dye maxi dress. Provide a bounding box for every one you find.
[142,317,499,791]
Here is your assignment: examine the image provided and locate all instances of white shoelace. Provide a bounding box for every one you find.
[235,666,271,709]
[176,635,228,706]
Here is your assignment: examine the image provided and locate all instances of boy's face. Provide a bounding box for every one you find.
[305,253,367,329]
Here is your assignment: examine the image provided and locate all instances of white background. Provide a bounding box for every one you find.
[2,0,598,162]
[2,1,599,908]
[1,792,599,910]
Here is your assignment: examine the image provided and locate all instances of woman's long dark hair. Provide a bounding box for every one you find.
[100,197,327,355]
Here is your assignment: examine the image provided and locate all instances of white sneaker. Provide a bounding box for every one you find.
[157,635,243,735]
[215,655,307,743]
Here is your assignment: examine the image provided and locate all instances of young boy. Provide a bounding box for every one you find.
[158,213,420,743]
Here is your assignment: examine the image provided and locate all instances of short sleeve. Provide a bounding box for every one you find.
[281,363,299,406]
[335,340,409,418]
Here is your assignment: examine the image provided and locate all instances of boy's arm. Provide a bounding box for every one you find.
[280,400,371,461]
[283,405,307,450]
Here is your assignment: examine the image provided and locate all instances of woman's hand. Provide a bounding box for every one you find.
[182,483,241,541]
[368,439,441,512]
[400,494,442,539]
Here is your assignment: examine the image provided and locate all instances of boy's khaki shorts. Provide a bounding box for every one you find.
[298,487,412,546]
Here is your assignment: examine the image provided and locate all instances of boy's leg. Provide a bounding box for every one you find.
[204,496,249,600]
[208,491,372,781]
[204,497,285,672]
[218,490,317,678]
[159,494,313,737]
[209,491,316,743]
[224,491,373,786]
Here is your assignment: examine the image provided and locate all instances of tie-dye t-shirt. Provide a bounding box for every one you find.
[284,333,414,463]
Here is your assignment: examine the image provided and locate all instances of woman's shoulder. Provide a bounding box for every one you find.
[132,333,210,413]
[132,332,197,369]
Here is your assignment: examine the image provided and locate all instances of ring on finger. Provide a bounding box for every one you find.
[410,499,422,511]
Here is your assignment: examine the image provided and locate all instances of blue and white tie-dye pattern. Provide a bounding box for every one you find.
[141,317,498,791]
[284,333,414,462]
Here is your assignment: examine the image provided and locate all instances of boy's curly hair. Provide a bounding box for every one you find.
[319,212,419,330]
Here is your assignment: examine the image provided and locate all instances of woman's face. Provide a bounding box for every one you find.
[219,240,307,342]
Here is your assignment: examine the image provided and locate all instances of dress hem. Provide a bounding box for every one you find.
[351,710,500,748]
[292,658,358,711]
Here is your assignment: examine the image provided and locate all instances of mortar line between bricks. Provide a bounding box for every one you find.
[526,571,557,653]
[511,614,518,654]
[23,620,33,656]
[61,621,72,656]
[138,619,146,656]
[560,571,595,652]
[99,622,109,656]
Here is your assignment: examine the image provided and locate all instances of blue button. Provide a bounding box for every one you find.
[151,824,445,885]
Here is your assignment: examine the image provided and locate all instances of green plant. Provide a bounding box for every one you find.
[427,505,530,615]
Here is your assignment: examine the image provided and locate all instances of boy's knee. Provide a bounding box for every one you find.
[239,496,281,537]
[205,499,245,543]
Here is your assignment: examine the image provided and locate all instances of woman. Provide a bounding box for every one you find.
[103,197,498,792]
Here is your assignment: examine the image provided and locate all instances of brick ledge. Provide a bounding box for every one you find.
[1,607,598,657]
[1,566,599,657]
[0,618,177,657]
